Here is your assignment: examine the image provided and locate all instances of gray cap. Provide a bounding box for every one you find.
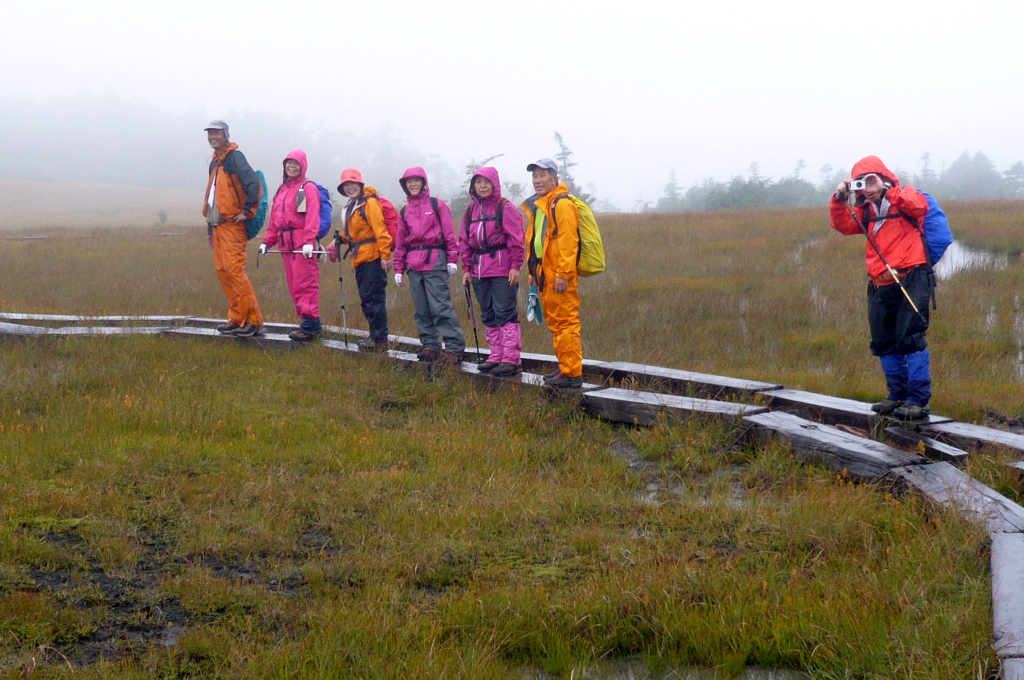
[204,120,230,139]
[527,158,558,173]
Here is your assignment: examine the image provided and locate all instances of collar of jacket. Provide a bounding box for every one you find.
[213,143,239,164]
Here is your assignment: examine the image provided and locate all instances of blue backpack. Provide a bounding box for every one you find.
[244,170,269,240]
[301,182,333,241]
[916,192,953,265]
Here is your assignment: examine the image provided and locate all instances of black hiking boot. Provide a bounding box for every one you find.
[490,362,522,377]
[216,322,240,334]
[543,368,561,381]
[892,404,930,420]
[870,398,903,416]
[288,329,320,342]
[545,371,583,389]
[358,338,389,353]
[232,323,262,338]
[476,360,500,373]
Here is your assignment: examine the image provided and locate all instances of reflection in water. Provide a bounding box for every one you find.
[934,241,1008,280]
[521,660,806,679]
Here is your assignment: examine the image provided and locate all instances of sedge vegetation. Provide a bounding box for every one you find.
[0,337,1002,678]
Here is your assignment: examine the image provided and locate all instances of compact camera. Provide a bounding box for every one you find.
[848,179,868,191]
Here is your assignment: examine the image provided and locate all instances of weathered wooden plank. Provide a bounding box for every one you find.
[163,327,301,350]
[889,462,1024,534]
[584,387,766,426]
[744,410,927,480]
[884,426,969,466]
[0,313,186,325]
[758,389,952,428]
[1002,658,1024,680]
[605,361,782,397]
[923,421,1024,456]
[1009,461,1024,476]
[0,321,50,335]
[992,533,1024,659]
[319,338,362,353]
[0,322,168,337]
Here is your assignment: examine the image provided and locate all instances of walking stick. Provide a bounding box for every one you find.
[464,281,481,365]
[845,195,928,326]
[334,231,349,349]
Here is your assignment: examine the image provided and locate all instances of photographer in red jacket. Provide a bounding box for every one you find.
[829,156,933,420]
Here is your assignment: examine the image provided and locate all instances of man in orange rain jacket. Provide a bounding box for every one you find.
[521,159,583,388]
[202,120,264,337]
[829,155,932,420]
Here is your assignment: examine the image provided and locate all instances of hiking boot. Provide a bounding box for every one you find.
[545,371,583,389]
[870,398,903,415]
[476,360,500,373]
[288,329,320,342]
[416,348,440,362]
[892,404,930,420]
[543,368,561,381]
[232,323,262,338]
[438,350,463,366]
[490,362,522,377]
[358,338,389,353]
[216,322,240,334]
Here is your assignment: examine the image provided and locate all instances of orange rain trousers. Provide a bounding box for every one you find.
[539,268,582,378]
[213,221,263,326]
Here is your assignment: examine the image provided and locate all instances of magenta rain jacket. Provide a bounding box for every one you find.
[394,167,457,274]
[458,166,524,280]
[264,149,321,250]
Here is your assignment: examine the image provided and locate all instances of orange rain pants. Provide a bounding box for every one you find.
[213,221,263,326]
[539,269,582,378]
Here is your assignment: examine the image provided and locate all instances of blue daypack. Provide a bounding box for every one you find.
[916,191,953,265]
[245,170,269,240]
[300,182,333,241]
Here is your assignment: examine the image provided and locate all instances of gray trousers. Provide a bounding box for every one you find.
[407,259,466,352]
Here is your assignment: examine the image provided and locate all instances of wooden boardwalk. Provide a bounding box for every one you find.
[2,311,1023,674]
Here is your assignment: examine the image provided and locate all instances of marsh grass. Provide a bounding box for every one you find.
[0,337,1001,677]
[1,201,1021,421]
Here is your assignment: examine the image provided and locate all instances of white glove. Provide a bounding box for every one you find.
[302,244,314,259]
[258,243,268,255]
[447,263,458,277]
[394,273,404,287]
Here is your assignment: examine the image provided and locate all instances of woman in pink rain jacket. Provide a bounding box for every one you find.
[259,149,322,341]
[458,166,524,376]
[393,167,466,364]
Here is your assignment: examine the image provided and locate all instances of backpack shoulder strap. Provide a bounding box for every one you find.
[400,205,407,222]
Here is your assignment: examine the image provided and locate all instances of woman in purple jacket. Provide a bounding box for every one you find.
[393,167,465,364]
[458,167,524,376]
[259,149,322,341]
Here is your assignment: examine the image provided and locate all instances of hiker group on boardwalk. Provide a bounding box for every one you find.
[202,120,601,389]
[204,121,951,412]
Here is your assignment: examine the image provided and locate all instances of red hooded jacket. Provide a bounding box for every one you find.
[829,156,929,279]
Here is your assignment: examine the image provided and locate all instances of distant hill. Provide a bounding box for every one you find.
[0,178,202,229]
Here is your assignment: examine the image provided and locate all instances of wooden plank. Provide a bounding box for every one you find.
[583,387,766,426]
[884,426,970,466]
[1002,658,1024,680]
[0,313,186,325]
[758,389,953,428]
[992,533,1024,659]
[923,421,1024,456]
[605,361,782,397]
[0,322,168,337]
[889,462,1024,534]
[1009,461,1024,476]
[163,327,301,350]
[744,410,926,480]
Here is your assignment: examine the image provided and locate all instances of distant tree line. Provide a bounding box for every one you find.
[649,152,1024,213]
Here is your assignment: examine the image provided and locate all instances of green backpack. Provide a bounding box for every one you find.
[551,194,606,277]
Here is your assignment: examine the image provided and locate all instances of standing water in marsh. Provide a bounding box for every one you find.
[934,240,1008,280]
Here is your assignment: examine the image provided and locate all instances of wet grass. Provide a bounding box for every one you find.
[0,337,1005,677]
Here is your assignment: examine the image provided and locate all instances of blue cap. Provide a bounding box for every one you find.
[527,158,558,173]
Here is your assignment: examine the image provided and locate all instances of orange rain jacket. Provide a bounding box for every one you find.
[340,186,393,267]
[203,143,261,232]
[829,156,929,279]
[521,182,579,291]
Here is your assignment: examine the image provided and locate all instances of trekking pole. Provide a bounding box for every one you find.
[463,281,482,365]
[845,195,928,325]
[335,231,349,349]
[256,248,326,268]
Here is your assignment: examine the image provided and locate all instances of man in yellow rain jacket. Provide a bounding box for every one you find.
[521,159,583,388]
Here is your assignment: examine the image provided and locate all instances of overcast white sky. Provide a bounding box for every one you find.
[3,0,1023,207]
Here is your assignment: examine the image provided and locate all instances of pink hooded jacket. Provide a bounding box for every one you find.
[394,167,457,274]
[264,149,321,249]
[458,166,524,279]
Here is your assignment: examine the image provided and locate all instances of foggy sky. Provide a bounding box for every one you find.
[3,0,1023,208]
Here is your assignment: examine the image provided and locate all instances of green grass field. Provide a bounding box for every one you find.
[0,203,1021,677]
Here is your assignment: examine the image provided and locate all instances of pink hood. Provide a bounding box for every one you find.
[282,149,309,185]
[400,166,431,200]
[264,148,320,249]
[470,166,503,204]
